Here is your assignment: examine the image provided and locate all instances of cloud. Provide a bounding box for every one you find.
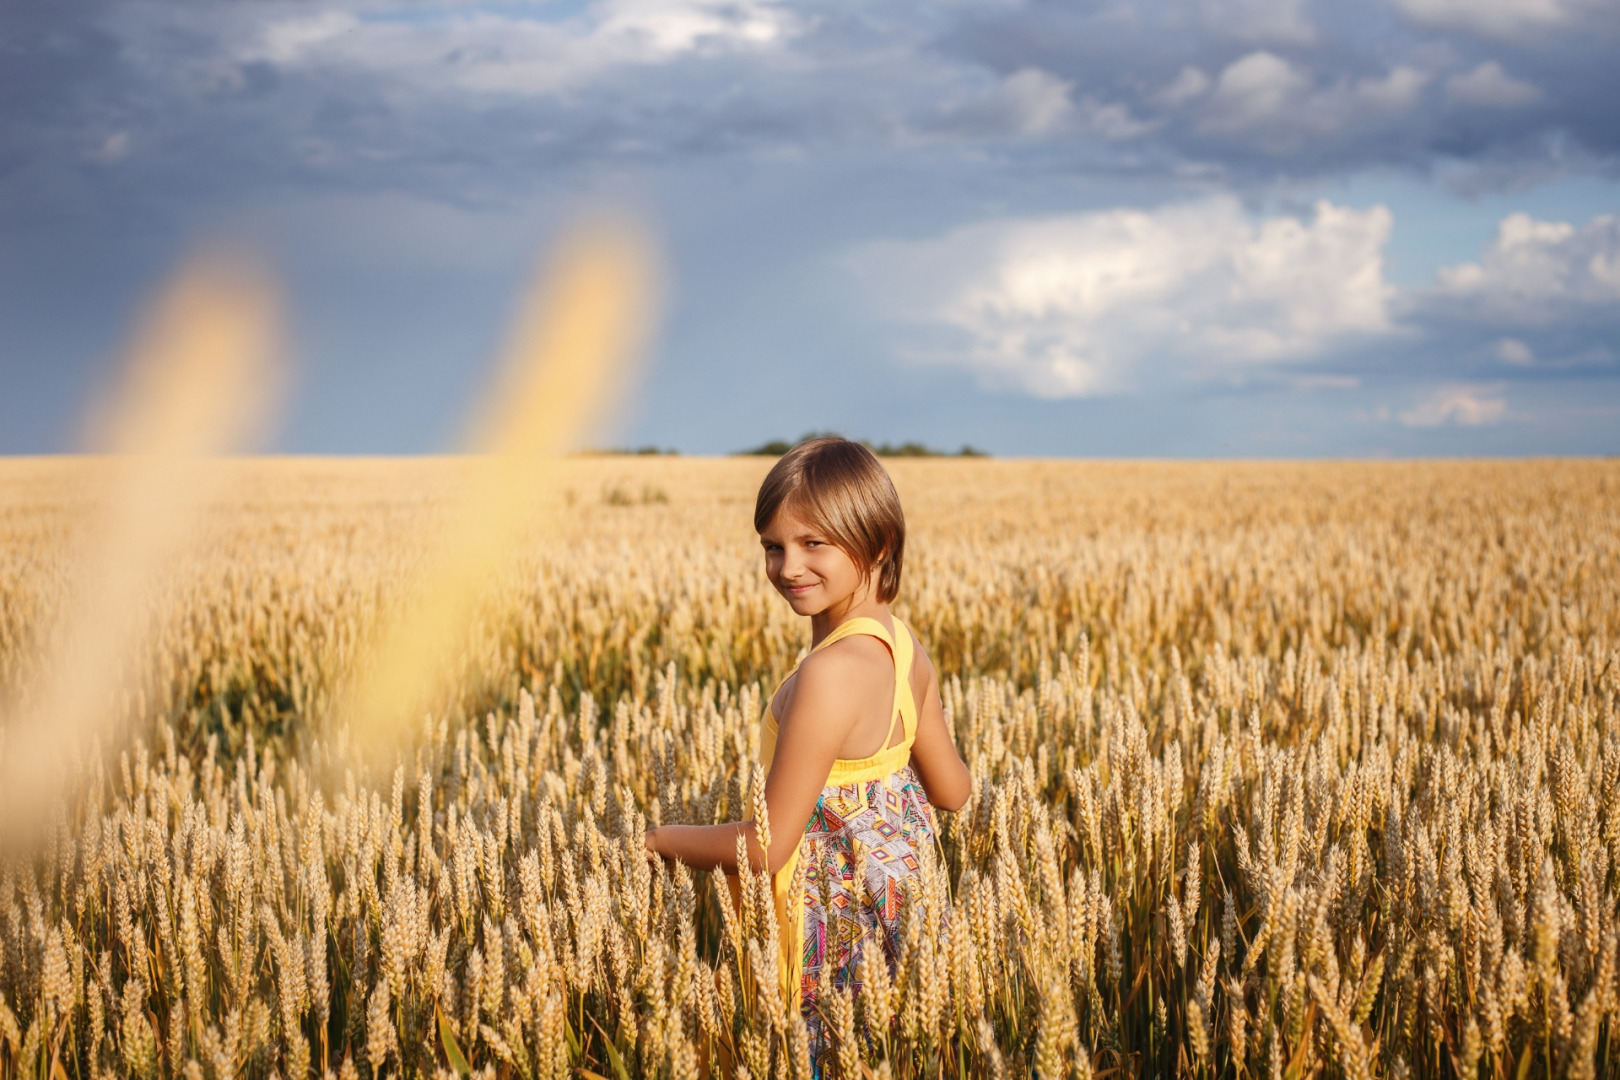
[1198,52,1430,151]
[855,196,1394,398]
[1398,383,1509,426]
[595,0,794,54]
[1201,52,1311,133]
[936,0,1620,182]
[1388,0,1579,38]
[1496,337,1535,364]
[997,69,1077,135]
[1155,66,1212,108]
[242,0,799,96]
[8,0,1620,217]
[927,67,1080,140]
[1420,212,1620,326]
[1198,0,1316,45]
[1444,62,1543,108]
[5,0,1620,459]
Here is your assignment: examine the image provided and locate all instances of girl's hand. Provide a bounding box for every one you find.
[643,827,663,864]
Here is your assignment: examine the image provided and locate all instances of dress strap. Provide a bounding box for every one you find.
[812,615,917,753]
[810,615,894,653]
[891,617,919,744]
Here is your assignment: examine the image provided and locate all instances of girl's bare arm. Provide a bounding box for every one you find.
[645,638,890,872]
[643,819,762,874]
[906,636,972,811]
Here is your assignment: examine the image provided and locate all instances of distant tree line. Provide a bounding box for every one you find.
[582,446,680,456]
[583,435,991,458]
[739,432,989,458]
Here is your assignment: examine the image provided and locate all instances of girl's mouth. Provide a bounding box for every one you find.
[784,582,816,595]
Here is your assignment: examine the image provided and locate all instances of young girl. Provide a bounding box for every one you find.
[645,436,972,1055]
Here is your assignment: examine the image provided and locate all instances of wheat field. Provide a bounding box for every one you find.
[0,456,1617,1079]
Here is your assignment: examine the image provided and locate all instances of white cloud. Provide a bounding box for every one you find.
[594,0,793,54]
[245,0,797,95]
[1155,66,1211,107]
[920,68,1117,143]
[1399,383,1509,426]
[257,11,360,65]
[1445,62,1543,108]
[855,197,1394,398]
[996,69,1077,135]
[1389,0,1576,38]
[1353,66,1431,113]
[1074,96,1157,140]
[1203,52,1310,131]
[1201,52,1428,144]
[1426,212,1620,324]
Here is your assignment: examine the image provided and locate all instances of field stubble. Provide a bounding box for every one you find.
[0,457,1617,1079]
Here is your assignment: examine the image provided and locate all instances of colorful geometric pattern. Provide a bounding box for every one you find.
[796,762,937,1063]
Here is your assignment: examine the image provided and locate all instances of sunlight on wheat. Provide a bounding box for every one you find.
[0,454,1617,1077]
[3,450,1620,1075]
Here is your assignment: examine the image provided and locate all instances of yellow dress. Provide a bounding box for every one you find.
[759,614,939,1050]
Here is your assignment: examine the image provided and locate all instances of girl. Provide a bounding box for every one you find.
[645,436,972,1057]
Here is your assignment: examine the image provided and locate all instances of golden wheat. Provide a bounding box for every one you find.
[0,457,1617,1078]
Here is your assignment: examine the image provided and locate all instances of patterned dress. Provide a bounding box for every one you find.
[759,615,939,1059]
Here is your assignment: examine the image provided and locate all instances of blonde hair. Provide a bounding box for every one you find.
[754,437,906,603]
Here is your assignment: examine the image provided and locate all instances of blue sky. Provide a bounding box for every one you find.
[3,0,1617,456]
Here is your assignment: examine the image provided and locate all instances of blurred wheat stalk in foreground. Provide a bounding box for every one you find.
[0,457,1617,1079]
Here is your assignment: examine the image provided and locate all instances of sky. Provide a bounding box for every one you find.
[3,0,1618,457]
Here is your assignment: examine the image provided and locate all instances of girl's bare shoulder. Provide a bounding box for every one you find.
[797,632,893,691]
[774,636,892,746]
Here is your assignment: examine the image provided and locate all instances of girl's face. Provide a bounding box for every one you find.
[759,504,872,617]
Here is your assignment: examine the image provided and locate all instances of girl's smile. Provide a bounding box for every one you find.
[758,504,878,633]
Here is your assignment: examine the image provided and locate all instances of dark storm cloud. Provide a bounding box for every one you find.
[6,0,1618,209]
[935,0,1620,184]
[0,0,123,175]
